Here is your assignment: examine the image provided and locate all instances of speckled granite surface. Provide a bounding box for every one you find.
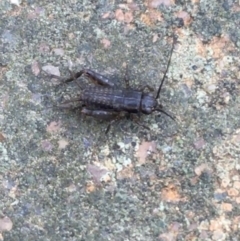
[0,1,240,240]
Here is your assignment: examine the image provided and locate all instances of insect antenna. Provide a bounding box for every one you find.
[156,36,176,100]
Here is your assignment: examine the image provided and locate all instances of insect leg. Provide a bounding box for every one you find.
[81,108,119,120]
[47,97,83,110]
[130,114,150,130]
[81,108,123,134]
[105,116,122,134]
[45,68,115,88]
[81,69,115,87]
[59,97,82,105]
[44,69,85,91]
[54,105,82,111]
[124,65,130,88]
[139,85,154,92]
[51,102,83,111]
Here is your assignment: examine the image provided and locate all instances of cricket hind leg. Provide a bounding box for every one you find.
[44,68,84,91]
[81,108,125,134]
[51,97,83,111]
[46,68,115,88]
[82,69,115,87]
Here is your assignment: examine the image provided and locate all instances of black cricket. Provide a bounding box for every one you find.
[53,37,176,133]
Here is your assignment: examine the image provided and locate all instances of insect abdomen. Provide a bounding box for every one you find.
[82,87,142,112]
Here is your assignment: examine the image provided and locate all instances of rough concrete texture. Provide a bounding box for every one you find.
[0,0,240,240]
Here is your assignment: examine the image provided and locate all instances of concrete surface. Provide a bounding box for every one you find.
[0,0,240,240]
